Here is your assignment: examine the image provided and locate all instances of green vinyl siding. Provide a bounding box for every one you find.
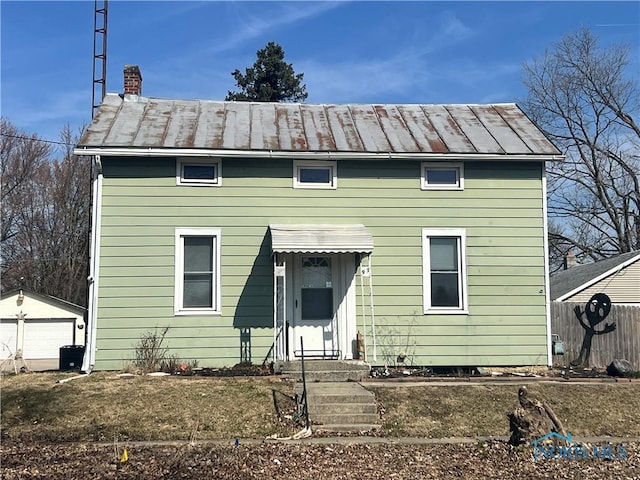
[94,156,548,369]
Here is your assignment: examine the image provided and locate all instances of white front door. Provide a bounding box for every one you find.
[292,255,340,358]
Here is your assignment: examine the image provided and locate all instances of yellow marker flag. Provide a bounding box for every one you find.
[120,448,128,463]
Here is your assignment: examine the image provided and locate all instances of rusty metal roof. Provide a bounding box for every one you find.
[76,94,561,157]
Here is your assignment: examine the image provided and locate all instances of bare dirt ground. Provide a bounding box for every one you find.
[2,440,639,479]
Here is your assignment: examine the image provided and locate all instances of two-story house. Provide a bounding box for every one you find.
[74,66,562,371]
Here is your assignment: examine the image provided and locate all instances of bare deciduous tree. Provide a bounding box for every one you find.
[523,28,639,270]
[547,220,575,273]
[1,118,53,243]
[1,120,90,306]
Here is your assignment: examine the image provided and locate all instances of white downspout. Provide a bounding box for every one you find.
[82,155,103,373]
[542,164,553,367]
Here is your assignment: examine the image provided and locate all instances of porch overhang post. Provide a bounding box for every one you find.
[358,252,376,362]
[273,253,276,362]
[358,253,368,360]
[273,253,287,362]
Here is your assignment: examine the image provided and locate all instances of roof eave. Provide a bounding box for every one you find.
[73,146,564,162]
[0,288,86,313]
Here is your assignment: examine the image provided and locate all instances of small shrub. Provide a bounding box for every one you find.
[133,327,170,373]
[161,355,199,375]
[131,327,199,375]
[377,316,418,367]
[159,353,181,374]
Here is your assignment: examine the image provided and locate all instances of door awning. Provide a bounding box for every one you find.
[269,224,374,254]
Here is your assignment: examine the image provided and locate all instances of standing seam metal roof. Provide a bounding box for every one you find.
[77,94,561,156]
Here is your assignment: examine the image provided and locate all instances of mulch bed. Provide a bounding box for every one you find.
[193,363,272,377]
[369,365,636,381]
[180,364,635,382]
[2,440,638,479]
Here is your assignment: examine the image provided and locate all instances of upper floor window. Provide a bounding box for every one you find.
[177,158,221,186]
[293,160,337,189]
[421,162,463,190]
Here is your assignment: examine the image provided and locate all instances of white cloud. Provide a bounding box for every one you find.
[293,10,479,103]
[301,56,429,103]
[102,4,501,105]
[479,91,515,104]
[137,1,347,99]
[296,10,528,104]
[425,10,475,54]
[5,89,90,143]
[198,2,345,56]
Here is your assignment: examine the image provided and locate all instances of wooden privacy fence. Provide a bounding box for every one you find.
[551,302,640,370]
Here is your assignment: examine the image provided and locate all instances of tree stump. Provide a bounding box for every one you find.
[507,386,566,446]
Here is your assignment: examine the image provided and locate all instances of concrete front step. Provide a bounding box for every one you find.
[296,382,376,400]
[279,359,371,372]
[305,385,377,404]
[276,360,371,382]
[314,423,381,432]
[297,371,369,382]
[311,412,380,425]
[307,393,374,403]
[296,382,380,432]
[309,402,378,415]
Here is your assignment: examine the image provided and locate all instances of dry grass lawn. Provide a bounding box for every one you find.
[2,372,639,443]
[370,383,640,438]
[1,372,298,442]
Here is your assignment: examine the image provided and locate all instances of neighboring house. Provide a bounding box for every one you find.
[551,251,640,305]
[0,289,86,371]
[73,65,562,372]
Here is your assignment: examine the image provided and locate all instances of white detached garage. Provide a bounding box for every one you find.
[0,289,85,371]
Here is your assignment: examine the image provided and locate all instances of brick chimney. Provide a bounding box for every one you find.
[563,250,578,270]
[123,65,142,96]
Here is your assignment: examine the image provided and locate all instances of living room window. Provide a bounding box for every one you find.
[175,228,221,315]
[422,228,468,314]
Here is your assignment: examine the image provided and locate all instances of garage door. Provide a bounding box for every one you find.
[23,319,75,359]
[1,319,18,358]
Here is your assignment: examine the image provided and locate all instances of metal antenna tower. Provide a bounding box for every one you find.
[91,0,108,118]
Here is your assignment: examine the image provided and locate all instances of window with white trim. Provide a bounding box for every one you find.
[175,228,221,315]
[293,160,337,189]
[177,158,221,186]
[421,162,463,190]
[422,228,468,314]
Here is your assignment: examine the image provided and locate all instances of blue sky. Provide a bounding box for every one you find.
[1,1,639,149]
